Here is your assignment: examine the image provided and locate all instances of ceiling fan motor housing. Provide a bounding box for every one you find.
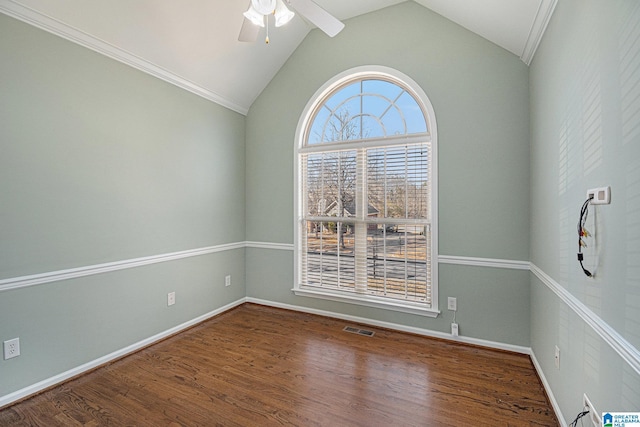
[252,0,277,15]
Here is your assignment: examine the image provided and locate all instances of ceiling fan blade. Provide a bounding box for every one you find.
[238,16,260,42]
[287,0,345,37]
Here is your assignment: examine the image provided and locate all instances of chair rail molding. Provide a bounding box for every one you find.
[530,263,640,376]
[438,255,530,270]
[0,242,245,293]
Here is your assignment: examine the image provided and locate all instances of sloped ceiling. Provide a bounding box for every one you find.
[0,0,556,115]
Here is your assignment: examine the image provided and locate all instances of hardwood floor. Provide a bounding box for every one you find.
[0,304,558,426]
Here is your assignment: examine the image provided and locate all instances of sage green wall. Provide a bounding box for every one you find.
[245,2,531,345]
[0,14,246,397]
[530,0,640,418]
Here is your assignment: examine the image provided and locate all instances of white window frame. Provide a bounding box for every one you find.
[293,66,439,317]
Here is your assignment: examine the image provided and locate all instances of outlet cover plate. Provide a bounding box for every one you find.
[167,292,176,306]
[587,186,611,205]
[3,338,20,360]
[447,297,457,311]
[451,323,459,336]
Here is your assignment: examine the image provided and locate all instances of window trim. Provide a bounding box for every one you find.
[293,66,439,317]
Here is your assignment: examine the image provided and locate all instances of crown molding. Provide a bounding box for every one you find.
[520,0,557,65]
[0,0,249,115]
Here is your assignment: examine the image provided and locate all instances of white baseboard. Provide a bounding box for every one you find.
[529,350,567,427]
[247,297,571,424]
[246,297,530,354]
[1,296,566,426]
[0,298,247,409]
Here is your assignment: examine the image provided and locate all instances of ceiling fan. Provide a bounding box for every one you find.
[239,0,345,43]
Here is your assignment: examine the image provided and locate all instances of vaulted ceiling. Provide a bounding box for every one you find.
[0,0,556,115]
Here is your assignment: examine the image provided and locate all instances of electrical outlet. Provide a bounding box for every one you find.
[3,338,20,360]
[167,291,176,306]
[451,323,459,336]
[225,275,231,287]
[447,297,457,311]
[583,393,601,427]
[554,345,560,369]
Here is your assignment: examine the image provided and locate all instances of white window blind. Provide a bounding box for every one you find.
[300,143,431,306]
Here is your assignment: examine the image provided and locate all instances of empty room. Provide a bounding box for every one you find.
[1,0,639,425]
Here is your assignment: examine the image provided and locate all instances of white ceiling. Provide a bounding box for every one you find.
[0,0,556,115]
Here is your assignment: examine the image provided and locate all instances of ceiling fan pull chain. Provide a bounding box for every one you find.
[266,16,270,44]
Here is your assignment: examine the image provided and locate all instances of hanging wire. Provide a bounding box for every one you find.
[577,196,593,277]
[569,409,590,427]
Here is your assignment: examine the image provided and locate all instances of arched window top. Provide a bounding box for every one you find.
[304,73,430,146]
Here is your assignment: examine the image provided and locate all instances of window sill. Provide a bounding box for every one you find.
[292,287,440,318]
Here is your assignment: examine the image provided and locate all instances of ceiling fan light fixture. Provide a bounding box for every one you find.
[274,0,295,27]
[239,0,344,43]
[243,6,265,27]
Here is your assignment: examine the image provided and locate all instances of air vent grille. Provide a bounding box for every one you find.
[343,326,375,337]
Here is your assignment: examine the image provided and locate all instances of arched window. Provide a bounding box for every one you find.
[295,66,438,316]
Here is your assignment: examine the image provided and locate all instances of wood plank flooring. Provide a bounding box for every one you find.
[0,304,559,426]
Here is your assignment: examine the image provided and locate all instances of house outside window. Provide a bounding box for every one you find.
[294,66,439,317]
